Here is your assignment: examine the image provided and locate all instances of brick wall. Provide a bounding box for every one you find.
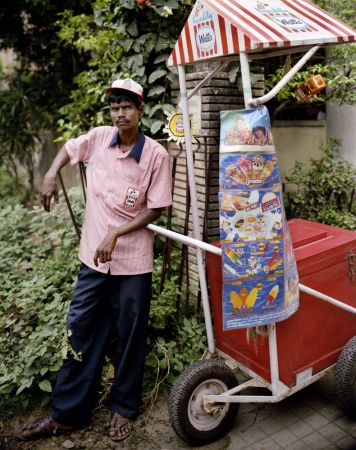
[168,64,264,293]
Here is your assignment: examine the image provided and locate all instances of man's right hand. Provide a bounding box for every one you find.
[39,175,60,212]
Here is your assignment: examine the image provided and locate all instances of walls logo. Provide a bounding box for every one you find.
[254,1,309,31]
[271,15,308,30]
[196,25,216,52]
[192,1,217,56]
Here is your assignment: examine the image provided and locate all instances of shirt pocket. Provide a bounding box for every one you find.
[115,180,147,213]
[91,168,108,196]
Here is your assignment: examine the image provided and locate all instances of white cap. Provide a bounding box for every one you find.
[105,78,144,102]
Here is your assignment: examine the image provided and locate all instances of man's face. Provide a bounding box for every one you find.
[110,100,143,132]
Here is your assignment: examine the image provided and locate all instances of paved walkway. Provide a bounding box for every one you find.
[142,369,356,450]
[223,370,356,450]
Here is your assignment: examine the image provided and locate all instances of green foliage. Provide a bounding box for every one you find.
[284,139,356,229]
[0,70,52,196]
[0,189,84,413]
[0,184,206,416]
[54,0,195,139]
[265,0,356,107]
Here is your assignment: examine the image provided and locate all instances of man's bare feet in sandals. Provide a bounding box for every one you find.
[108,411,133,441]
[16,415,74,441]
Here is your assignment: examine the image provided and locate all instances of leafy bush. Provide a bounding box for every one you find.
[284,138,356,229]
[0,189,84,411]
[0,187,206,416]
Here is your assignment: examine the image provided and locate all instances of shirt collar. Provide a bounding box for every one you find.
[108,128,145,163]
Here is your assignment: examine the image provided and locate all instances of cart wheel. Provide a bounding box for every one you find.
[169,359,239,446]
[335,336,356,418]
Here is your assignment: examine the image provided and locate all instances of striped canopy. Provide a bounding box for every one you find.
[168,0,356,66]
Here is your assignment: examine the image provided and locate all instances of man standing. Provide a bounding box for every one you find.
[17,79,172,442]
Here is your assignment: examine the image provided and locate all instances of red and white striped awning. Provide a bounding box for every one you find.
[168,0,356,66]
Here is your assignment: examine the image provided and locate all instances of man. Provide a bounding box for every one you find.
[17,79,172,442]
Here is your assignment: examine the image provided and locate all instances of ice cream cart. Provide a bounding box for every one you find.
[140,0,356,446]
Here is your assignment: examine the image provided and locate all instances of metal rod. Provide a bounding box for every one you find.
[186,61,226,101]
[299,283,356,314]
[147,225,222,256]
[239,52,253,109]
[178,64,215,354]
[57,171,81,241]
[203,364,334,404]
[268,324,280,395]
[249,45,321,107]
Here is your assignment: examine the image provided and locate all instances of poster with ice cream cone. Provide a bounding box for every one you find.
[220,152,281,190]
[218,106,299,330]
[220,106,275,153]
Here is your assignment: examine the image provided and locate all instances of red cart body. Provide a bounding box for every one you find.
[206,219,356,387]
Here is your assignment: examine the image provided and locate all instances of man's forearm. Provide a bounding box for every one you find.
[113,208,163,239]
[93,208,163,266]
[46,145,71,178]
[40,145,70,212]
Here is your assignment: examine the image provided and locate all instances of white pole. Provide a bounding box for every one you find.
[249,45,320,107]
[299,283,356,314]
[240,52,253,109]
[147,223,222,255]
[178,64,215,354]
[268,324,280,394]
[240,50,281,388]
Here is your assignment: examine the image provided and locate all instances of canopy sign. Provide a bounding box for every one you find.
[168,0,356,66]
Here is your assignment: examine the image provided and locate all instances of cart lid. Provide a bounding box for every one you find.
[168,0,356,66]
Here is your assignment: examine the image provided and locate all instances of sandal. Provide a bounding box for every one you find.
[108,411,133,442]
[16,415,74,441]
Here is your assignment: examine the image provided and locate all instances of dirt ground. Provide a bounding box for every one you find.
[0,391,231,450]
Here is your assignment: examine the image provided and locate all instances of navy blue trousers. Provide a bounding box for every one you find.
[51,263,152,427]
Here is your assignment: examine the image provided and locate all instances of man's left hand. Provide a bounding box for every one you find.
[93,230,118,266]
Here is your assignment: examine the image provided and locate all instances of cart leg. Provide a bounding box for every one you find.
[178,64,215,354]
[269,323,280,395]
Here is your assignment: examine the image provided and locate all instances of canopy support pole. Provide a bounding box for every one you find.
[187,61,227,101]
[249,45,321,107]
[178,64,215,354]
[240,51,282,390]
[240,52,253,109]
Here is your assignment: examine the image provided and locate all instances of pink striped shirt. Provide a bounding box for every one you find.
[65,126,172,275]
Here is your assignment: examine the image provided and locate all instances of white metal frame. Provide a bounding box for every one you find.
[149,44,356,408]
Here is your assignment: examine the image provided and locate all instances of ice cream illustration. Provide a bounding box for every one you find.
[225,247,243,265]
[272,221,282,234]
[266,285,279,304]
[252,155,265,179]
[261,192,280,213]
[260,160,275,183]
[237,156,252,180]
[225,164,246,185]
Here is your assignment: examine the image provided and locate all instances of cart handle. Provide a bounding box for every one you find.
[299,283,356,315]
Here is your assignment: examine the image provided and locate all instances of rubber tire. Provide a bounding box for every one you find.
[169,360,239,446]
[335,335,356,418]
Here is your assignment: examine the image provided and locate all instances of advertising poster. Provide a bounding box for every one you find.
[222,240,285,280]
[222,274,299,330]
[219,189,283,242]
[220,152,281,190]
[219,107,299,330]
[220,106,275,153]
